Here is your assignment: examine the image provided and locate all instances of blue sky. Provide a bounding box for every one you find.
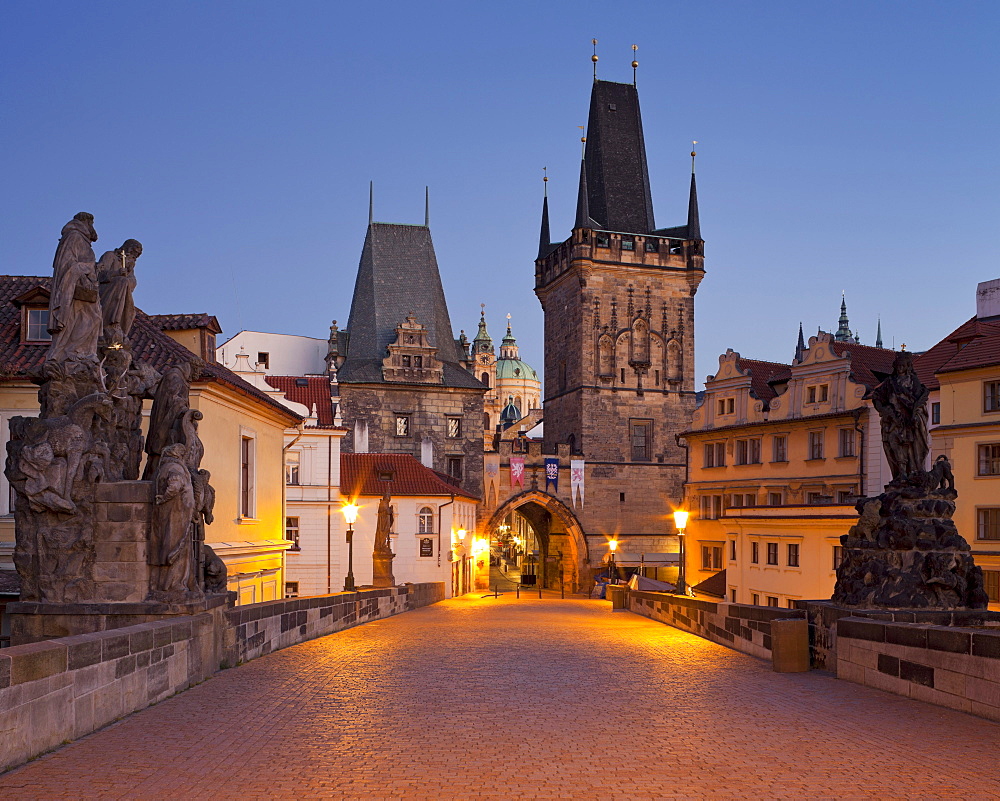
[2,1,998,386]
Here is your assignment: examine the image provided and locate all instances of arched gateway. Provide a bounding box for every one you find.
[485,490,589,593]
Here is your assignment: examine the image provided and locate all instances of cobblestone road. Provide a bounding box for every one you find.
[2,594,1000,799]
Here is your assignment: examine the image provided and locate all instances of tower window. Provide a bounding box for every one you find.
[257,352,270,369]
[481,372,489,387]
[644,240,658,253]
[620,368,626,383]
[621,237,634,251]
[596,234,610,248]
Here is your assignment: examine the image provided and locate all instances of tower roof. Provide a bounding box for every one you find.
[340,222,480,388]
[473,309,492,346]
[581,80,655,234]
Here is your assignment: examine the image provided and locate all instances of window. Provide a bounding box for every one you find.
[772,435,787,462]
[839,428,856,457]
[931,402,941,425]
[240,435,255,518]
[978,508,1000,540]
[766,542,778,565]
[768,491,783,506]
[713,495,724,519]
[984,571,1000,603]
[704,441,726,468]
[447,418,462,438]
[701,545,723,571]
[655,369,661,386]
[418,506,434,534]
[481,372,490,387]
[286,517,300,551]
[736,438,761,465]
[807,491,827,504]
[767,596,779,607]
[808,431,824,459]
[751,542,759,564]
[807,384,829,404]
[284,581,299,599]
[24,308,51,342]
[730,589,737,602]
[978,444,1000,475]
[807,386,815,404]
[752,593,760,606]
[717,397,735,415]
[701,495,723,520]
[730,493,743,508]
[395,415,410,437]
[986,382,1000,413]
[833,546,844,569]
[730,540,737,561]
[743,493,756,507]
[414,356,423,368]
[645,239,659,253]
[620,492,626,503]
[787,543,800,567]
[621,236,634,251]
[257,352,270,369]
[448,457,463,481]
[402,355,411,367]
[838,490,856,504]
[596,233,610,248]
[630,420,652,461]
[285,452,300,486]
[787,599,797,609]
[620,367,626,383]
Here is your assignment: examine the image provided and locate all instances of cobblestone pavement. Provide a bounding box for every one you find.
[2,594,1000,799]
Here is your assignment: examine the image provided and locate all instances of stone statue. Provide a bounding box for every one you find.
[96,239,141,345]
[372,490,396,588]
[143,362,193,480]
[149,443,197,598]
[201,544,227,593]
[46,213,102,365]
[871,351,930,481]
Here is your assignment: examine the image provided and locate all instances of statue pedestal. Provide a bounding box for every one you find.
[91,481,152,603]
[7,592,234,646]
[372,553,395,588]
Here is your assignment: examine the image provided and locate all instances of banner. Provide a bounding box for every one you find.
[485,453,500,505]
[545,458,559,493]
[509,457,525,489]
[571,459,585,507]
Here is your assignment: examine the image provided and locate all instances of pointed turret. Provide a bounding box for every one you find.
[835,294,852,342]
[574,159,596,230]
[538,191,552,259]
[876,318,884,349]
[795,322,806,362]
[473,308,493,355]
[500,315,519,360]
[687,158,701,241]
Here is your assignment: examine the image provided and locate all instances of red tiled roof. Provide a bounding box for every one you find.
[692,568,727,599]
[735,358,790,403]
[341,453,478,500]
[146,313,222,334]
[914,316,1000,390]
[0,276,300,423]
[265,375,336,427]
[829,341,898,392]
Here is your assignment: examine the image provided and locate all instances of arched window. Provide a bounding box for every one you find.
[418,506,434,534]
[481,372,490,387]
[484,412,491,431]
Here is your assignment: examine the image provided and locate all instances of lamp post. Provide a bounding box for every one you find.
[342,502,359,592]
[673,509,689,596]
[608,539,618,584]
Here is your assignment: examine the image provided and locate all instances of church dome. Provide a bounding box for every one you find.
[495,358,538,381]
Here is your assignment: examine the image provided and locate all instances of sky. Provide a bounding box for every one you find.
[2,1,999,388]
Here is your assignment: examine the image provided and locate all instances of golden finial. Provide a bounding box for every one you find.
[542,166,548,197]
[592,38,598,80]
[631,44,638,85]
[691,141,698,173]
[578,125,586,158]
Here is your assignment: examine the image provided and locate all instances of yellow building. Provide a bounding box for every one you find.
[0,279,302,605]
[679,333,895,607]
[917,278,1000,609]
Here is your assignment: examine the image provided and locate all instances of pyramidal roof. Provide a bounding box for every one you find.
[340,222,479,388]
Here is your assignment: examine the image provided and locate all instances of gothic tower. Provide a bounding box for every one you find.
[534,77,705,539]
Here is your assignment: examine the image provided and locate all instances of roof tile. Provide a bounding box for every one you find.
[340,453,478,500]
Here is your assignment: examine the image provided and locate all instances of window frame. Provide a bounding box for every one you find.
[751,541,759,564]
[766,542,778,566]
[447,417,462,439]
[838,428,856,458]
[285,451,300,486]
[395,414,411,438]
[286,516,301,551]
[630,419,653,462]
[808,431,824,460]
[417,506,434,534]
[787,542,800,567]
[239,430,257,520]
[978,443,1000,476]
[23,307,52,343]
[985,381,1000,414]
[978,508,1000,540]
[772,435,788,463]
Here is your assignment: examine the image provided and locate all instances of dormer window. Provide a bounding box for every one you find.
[24,308,51,343]
[621,237,635,251]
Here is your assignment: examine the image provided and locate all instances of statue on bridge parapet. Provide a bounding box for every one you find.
[833,351,988,610]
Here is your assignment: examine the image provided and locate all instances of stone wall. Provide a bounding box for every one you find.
[836,617,1000,722]
[627,590,805,661]
[0,583,443,772]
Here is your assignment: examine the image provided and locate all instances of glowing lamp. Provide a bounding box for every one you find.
[341,503,359,525]
[672,509,689,533]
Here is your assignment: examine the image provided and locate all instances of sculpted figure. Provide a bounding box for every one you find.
[47,212,102,364]
[143,362,193,480]
[872,351,930,481]
[374,490,394,555]
[201,544,227,593]
[150,443,195,595]
[96,239,142,344]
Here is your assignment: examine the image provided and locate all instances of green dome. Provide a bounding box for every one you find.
[495,358,538,381]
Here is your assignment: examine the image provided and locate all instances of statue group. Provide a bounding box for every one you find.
[5,213,224,606]
[833,351,988,610]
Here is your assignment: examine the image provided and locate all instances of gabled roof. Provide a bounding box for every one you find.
[582,80,655,234]
[829,340,898,391]
[0,276,301,423]
[340,453,478,500]
[915,315,1000,388]
[265,375,337,427]
[340,223,482,390]
[692,568,727,599]
[736,358,791,404]
[147,313,222,334]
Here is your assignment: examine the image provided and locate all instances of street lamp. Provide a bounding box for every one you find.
[342,502,359,592]
[608,539,618,583]
[673,509,689,596]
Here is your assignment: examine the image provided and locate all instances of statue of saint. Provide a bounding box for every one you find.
[150,443,196,595]
[96,239,142,343]
[872,351,930,481]
[47,212,102,363]
[143,362,193,480]
[374,490,394,555]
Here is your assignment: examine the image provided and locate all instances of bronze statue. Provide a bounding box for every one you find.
[372,489,396,587]
[871,351,930,481]
[96,238,141,344]
[47,212,102,364]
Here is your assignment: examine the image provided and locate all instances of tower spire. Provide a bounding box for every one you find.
[424,186,429,227]
[631,44,638,86]
[369,181,374,224]
[575,157,592,230]
[835,292,852,342]
[591,38,598,82]
[538,168,551,259]
[876,317,884,348]
[687,143,701,241]
[795,322,806,363]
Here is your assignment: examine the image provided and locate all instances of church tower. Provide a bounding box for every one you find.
[534,76,705,538]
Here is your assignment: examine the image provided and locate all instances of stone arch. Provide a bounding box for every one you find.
[485,490,589,592]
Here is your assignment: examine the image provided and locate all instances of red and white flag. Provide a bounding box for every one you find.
[571,459,585,507]
[510,457,525,488]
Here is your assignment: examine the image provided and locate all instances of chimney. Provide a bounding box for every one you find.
[977,278,1000,320]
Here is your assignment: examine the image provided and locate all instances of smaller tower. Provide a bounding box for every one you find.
[876,317,884,349]
[835,294,856,343]
[794,322,806,363]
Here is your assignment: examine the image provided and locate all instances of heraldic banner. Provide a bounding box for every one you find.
[570,459,585,507]
[485,453,500,502]
[509,457,525,489]
[545,458,559,493]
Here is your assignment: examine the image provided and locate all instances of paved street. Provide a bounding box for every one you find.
[2,594,999,799]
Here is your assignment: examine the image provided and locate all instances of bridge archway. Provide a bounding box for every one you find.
[485,490,589,593]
